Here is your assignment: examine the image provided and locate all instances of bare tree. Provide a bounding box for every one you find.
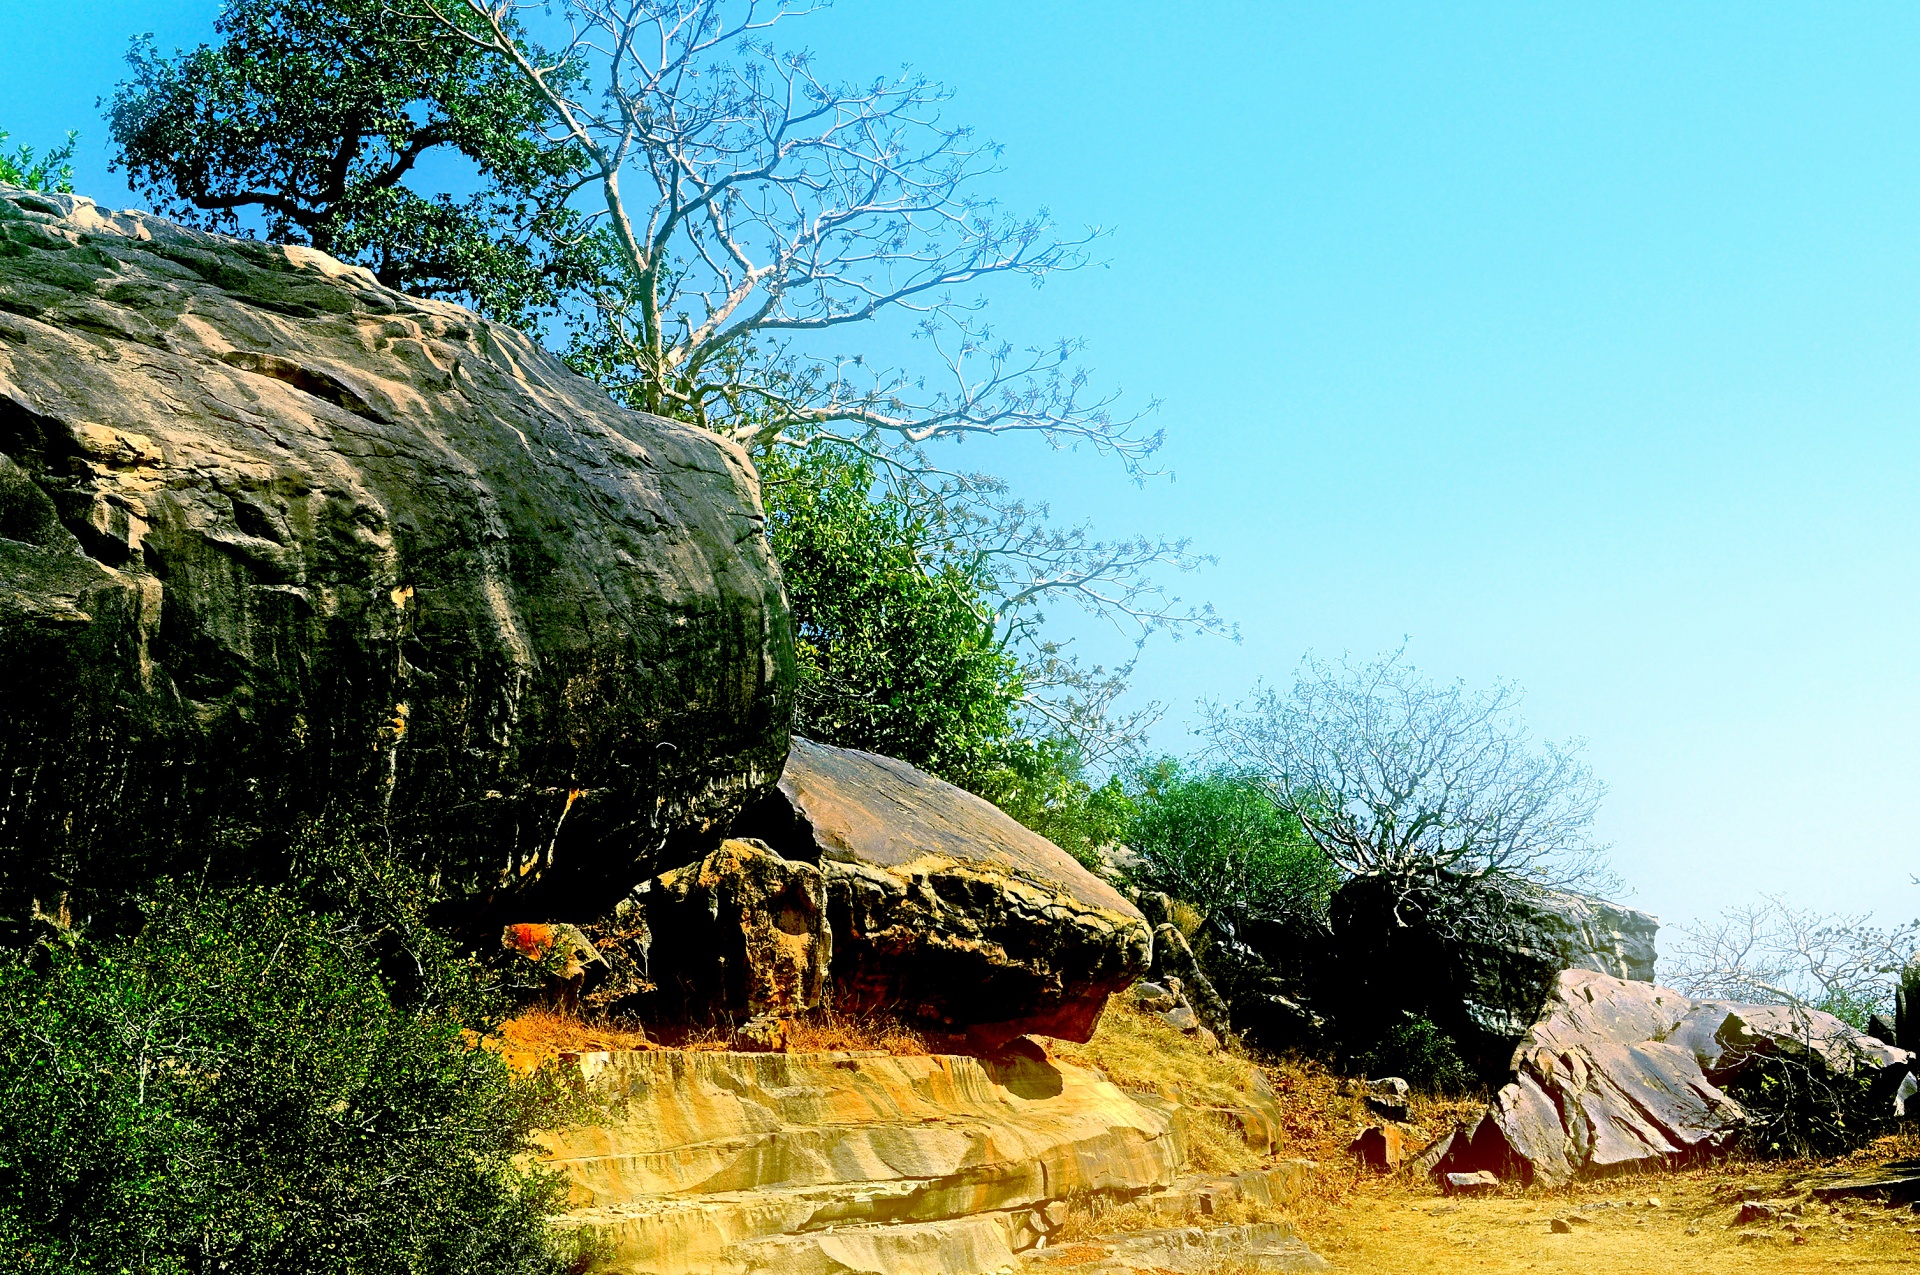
[407,0,1226,755]
[412,0,1157,465]
[1663,896,1920,1024]
[1201,649,1614,892]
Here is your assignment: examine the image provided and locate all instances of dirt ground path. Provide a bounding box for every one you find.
[1291,1166,1920,1274]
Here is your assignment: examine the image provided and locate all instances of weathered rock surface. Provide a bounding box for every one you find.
[642,839,831,1046]
[1425,969,1917,1184]
[0,189,793,922]
[1022,1222,1327,1274]
[540,1046,1186,1274]
[733,738,1152,1048]
[1322,871,1660,1076]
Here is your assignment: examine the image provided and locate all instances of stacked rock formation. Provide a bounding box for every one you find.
[0,189,792,923]
[732,737,1155,1048]
[538,1043,1319,1274]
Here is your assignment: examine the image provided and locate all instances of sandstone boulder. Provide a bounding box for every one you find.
[733,737,1153,1048]
[540,1046,1185,1273]
[1426,969,1917,1184]
[0,190,793,923]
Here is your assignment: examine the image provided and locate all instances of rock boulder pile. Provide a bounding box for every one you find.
[1423,969,1917,1184]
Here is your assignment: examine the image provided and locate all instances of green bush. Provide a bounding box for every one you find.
[976,736,1135,870]
[1124,760,1339,928]
[1353,1015,1475,1097]
[0,867,576,1274]
[762,443,1025,788]
[0,129,77,194]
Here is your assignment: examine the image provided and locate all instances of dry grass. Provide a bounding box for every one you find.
[1293,1153,1920,1273]
[784,1006,932,1054]
[487,1008,655,1070]
[1042,998,1283,1174]
[491,1003,932,1063]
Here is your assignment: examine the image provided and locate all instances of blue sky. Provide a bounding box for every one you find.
[6,2,1920,936]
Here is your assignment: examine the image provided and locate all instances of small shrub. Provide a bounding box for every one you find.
[1352,1015,1475,1097]
[0,873,576,1274]
[1124,760,1339,928]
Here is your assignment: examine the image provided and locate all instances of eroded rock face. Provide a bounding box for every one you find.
[644,839,831,1046]
[733,737,1153,1048]
[1428,969,1916,1184]
[541,1046,1184,1274]
[0,190,793,920]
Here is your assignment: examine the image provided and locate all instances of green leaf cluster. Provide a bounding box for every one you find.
[762,443,1026,788]
[1124,760,1340,929]
[0,837,576,1275]
[107,0,595,327]
[0,130,77,194]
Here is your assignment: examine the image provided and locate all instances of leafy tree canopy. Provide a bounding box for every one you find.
[763,443,1023,785]
[107,0,595,326]
[0,129,77,194]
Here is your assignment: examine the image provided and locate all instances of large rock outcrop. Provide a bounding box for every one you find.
[1424,969,1916,1184]
[541,1046,1182,1274]
[0,190,793,921]
[733,737,1153,1048]
[537,1044,1319,1275]
[1321,870,1659,1075]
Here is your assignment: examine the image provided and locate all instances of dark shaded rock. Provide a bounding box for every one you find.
[0,191,793,929]
[732,737,1152,1048]
[1321,870,1660,1078]
[1897,956,1920,1053]
[1148,917,1233,1035]
[642,839,829,1047]
[1364,1094,1412,1123]
[1807,1160,1920,1203]
[1349,1125,1405,1171]
[1133,981,1176,1012]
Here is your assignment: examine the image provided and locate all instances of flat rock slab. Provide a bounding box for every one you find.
[1023,1223,1328,1273]
[736,738,1152,1046]
[1430,970,1916,1185]
[1807,1161,1920,1203]
[0,190,792,912]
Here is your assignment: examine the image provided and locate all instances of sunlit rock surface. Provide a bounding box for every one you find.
[734,737,1154,1048]
[540,1046,1183,1274]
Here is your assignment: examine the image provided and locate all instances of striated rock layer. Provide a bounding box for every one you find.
[0,189,793,919]
[541,1046,1185,1274]
[734,737,1154,1048]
